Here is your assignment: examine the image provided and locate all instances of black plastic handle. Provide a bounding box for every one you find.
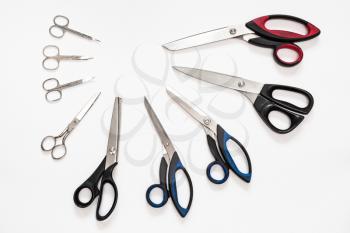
[248,37,303,67]
[260,84,314,115]
[216,124,252,183]
[96,162,118,221]
[246,14,321,42]
[205,135,229,184]
[253,95,305,134]
[168,152,193,218]
[73,157,106,208]
[146,157,169,208]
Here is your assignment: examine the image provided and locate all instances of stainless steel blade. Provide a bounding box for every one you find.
[144,97,176,159]
[173,66,264,97]
[166,88,217,133]
[105,97,121,168]
[163,24,252,51]
[75,92,101,121]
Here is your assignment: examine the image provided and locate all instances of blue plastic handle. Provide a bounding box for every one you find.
[216,124,252,183]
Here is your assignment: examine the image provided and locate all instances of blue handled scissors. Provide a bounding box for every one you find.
[166,88,252,184]
[144,97,193,218]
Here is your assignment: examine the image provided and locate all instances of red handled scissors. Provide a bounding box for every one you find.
[163,15,320,67]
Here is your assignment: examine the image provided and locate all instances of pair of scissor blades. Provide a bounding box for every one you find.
[144,97,193,218]
[173,66,314,134]
[73,97,121,221]
[163,14,320,66]
[167,88,251,184]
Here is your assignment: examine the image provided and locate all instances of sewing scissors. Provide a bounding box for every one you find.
[173,66,314,134]
[167,88,251,184]
[73,97,121,221]
[144,97,193,218]
[42,45,93,71]
[163,14,320,66]
[49,15,100,42]
[42,77,94,102]
[41,92,101,159]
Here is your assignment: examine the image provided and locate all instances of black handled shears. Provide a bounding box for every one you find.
[73,97,121,221]
[163,14,320,66]
[144,97,193,218]
[173,66,314,134]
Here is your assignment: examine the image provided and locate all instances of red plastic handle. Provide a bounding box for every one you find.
[273,43,303,67]
[246,14,321,42]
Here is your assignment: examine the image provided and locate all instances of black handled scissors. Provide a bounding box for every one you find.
[167,88,251,184]
[173,66,314,134]
[163,14,320,66]
[144,97,193,218]
[73,97,121,221]
[49,15,100,42]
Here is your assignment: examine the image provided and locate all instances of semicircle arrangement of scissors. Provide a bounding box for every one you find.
[163,14,321,66]
[167,88,252,184]
[42,45,93,71]
[144,97,193,218]
[42,77,95,102]
[49,15,100,42]
[41,92,100,159]
[173,66,314,134]
[73,97,121,221]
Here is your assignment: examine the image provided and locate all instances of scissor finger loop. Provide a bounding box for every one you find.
[45,90,62,102]
[43,45,60,57]
[53,15,69,27]
[42,78,59,90]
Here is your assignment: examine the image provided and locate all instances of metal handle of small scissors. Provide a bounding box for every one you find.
[42,78,62,102]
[49,15,69,38]
[146,157,169,208]
[42,45,60,70]
[40,131,68,159]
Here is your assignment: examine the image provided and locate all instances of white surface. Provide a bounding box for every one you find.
[0,0,349,232]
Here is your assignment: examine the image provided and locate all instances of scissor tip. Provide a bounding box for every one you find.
[94,38,101,43]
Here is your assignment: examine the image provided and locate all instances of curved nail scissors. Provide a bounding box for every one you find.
[173,66,314,134]
[167,88,252,184]
[144,97,193,218]
[73,97,121,221]
[49,15,100,42]
[42,77,94,102]
[42,45,93,71]
[41,92,101,159]
[163,14,320,66]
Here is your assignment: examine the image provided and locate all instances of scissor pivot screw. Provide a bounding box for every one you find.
[204,118,211,125]
[229,28,237,35]
[109,147,116,156]
[238,80,245,87]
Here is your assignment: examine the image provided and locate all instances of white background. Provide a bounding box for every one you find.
[0,0,349,232]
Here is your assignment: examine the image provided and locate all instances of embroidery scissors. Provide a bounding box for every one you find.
[49,15,100,42]
[173,66,314,134]
[42,77,95,102]
[144,97,193,218]
[163,14,320,66]
[167,88,252,184]
[74,97,121,221]
[42,45,93,71]
[41,92,101,159]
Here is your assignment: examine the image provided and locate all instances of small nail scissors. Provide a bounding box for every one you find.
[49,15,100,42]
[74,97,121,221]
[163,14,320,66]
[42,77,94,102]
[144,97,193,218]
[42,45,93,71]
[173,66,314,134]
[167,88,252,184]
[41,92,101,159]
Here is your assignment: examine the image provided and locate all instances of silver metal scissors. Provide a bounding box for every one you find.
[166,88,252,184]
[41,92,101,159]
[49,15,100,42]
[74,97,121,221]
[173,66,314,134]
[42,77,95,102]
[42,45,93,71]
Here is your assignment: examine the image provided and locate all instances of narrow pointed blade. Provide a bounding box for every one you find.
[144,97,176,158]
[105,97,121,167]
[75,92,101,121]
[173,66,263,94]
